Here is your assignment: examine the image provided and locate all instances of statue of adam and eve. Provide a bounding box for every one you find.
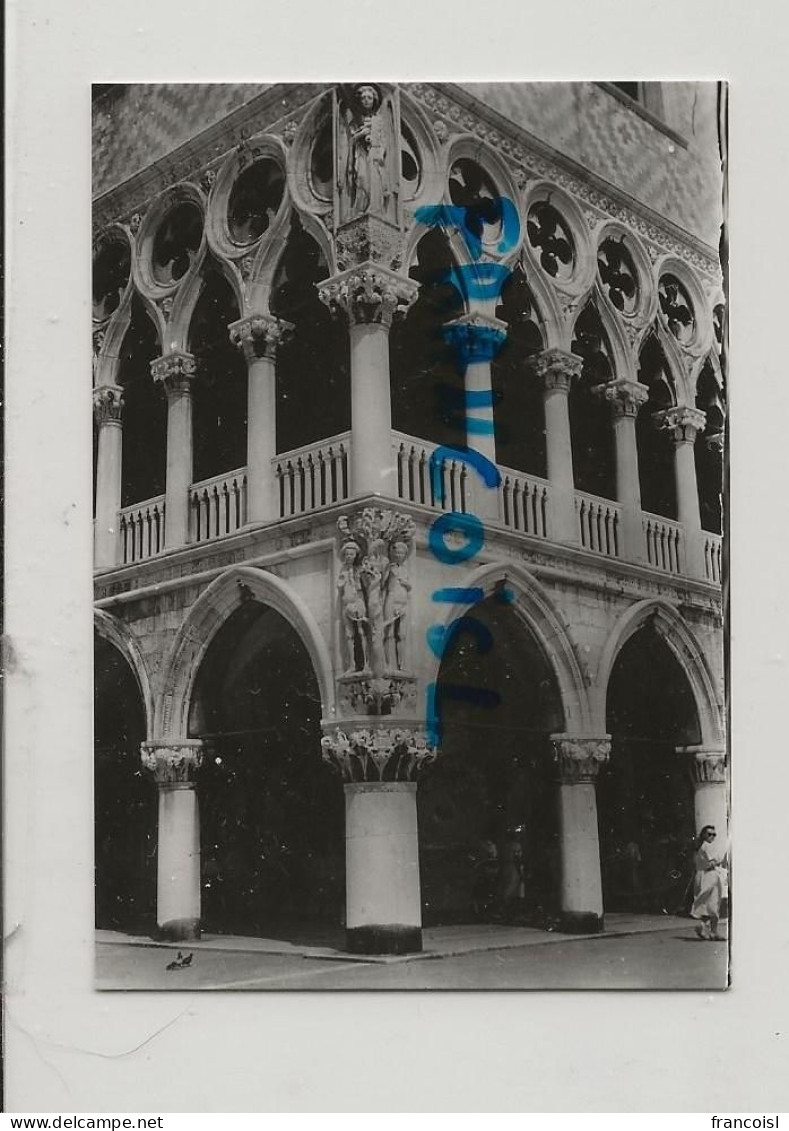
[337,534,412,677]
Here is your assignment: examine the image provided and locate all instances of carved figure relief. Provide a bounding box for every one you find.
[336,508,416,678]
[337,84,400,225]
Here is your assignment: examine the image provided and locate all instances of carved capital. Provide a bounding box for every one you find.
[318,264,418,328]
[321,724,437,783]
[680,746,727,785]
[706,430,725,454]
[93,384,124,427]
[229,314,293,362]
[141,740,204,785]
[442,314,508,363]
[655,405,708,444]
[150,351,197,395]
[530,348,583,393]
[551,734,611,783]
[601,379,649,419]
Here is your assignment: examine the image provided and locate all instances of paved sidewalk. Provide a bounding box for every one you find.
[96,912,703,966]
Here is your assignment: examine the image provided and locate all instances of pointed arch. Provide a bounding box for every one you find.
[428,559,593,735]
[594,599,724,746]
[156,565,335,739]
[94,608,155,740]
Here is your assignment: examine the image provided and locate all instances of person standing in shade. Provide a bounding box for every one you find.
[690,824,728,940]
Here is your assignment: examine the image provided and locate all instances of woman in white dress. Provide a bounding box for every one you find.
[690,825,728,940]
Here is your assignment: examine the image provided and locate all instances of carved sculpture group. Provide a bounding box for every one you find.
[337,508,415,677]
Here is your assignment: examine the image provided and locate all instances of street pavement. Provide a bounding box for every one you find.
[96,917,729,991]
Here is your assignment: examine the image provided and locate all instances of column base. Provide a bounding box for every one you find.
[156,917,201,942]
[558,911,604,934]
[345,925,422,955]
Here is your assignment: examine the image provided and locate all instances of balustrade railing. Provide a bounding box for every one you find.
[119,496,166,564]
[575,492,622,558]
[703,531,723,584]
[274,433,350,518]
[643,512,683,575]
[190,468,248,543]
[393,432,469,513]
[498,467,550,539]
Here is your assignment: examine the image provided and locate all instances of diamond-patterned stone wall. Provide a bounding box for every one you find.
[458,82,723,248]
[93,84,271,196]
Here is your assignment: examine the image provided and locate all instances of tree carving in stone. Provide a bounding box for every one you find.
[337,84,399,225]
[336,508,416,680]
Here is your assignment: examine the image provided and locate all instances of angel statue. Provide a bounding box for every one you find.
[337,83,399,225]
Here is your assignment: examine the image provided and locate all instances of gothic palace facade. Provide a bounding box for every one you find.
[93,82,726,954]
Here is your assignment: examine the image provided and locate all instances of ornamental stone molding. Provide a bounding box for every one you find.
[655,405,707,443]
[531,348,583,393]
[442,314,508,362]
[680,746,727,785]
[337,673,418,718]
[601,378,650,419]
[318,263,418,328]
[229,314,293,362]
[93,384,124,426]
[141,740,204,785]
[551,735,611,783]
[321,725,437,783]
[150,351,197,395]
[335,215,406,273]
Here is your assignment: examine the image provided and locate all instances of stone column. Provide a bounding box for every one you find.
[442,312,507,522]
[321,724,437,954]
[319,264,418,499]
[551,734,611,933]
[532,349,582,544]
[93,384,124,569]
[141,740,204,941]
[151,352,197,551]
[657,406,708,580]
[682,746,729,848]
[601,379,650,562]
[229,313,292,525]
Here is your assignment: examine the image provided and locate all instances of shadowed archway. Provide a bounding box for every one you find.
[188,600,344,942]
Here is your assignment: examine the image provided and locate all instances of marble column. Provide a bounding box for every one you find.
[151,351,196,551]
[657,406,708,580]
[551,734,611,933]
[93,383,124,569]
[319,264,418,499]
[681,746,729,848]
[601,379,650,562]
[442,312,507,522]
[321,724,437,954]
[229,313,292,525]
[532,349,583,544]
[141,740,204,941]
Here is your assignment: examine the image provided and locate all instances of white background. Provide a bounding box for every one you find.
[4,0,788,1113]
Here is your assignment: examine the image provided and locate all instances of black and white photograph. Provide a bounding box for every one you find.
[91,80,729,992]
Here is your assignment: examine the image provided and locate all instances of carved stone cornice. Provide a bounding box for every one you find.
[442,314,508,363]
[229,314,293,363]
[655,405,708,444]
[93,384,124,427]
[551,734,611,783]
[321,725,437,783]
[679,746,727,785]
[318,264,419,328]
[530,348,583,393]
[601,379,650,419]
[150,351,197,396]
[141,740,204,785]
